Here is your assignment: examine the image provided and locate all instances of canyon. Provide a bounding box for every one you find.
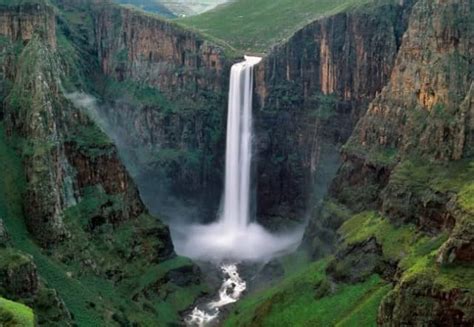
[0,0,472,326]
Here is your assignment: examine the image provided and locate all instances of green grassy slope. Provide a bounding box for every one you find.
[178,0,380,53]
[0,118,205,325]
[224,259,390,326]
[0,297,34,327]
[0,124,104,324]
[115,0,176,17]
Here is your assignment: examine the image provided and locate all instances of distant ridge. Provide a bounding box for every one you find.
[114,0,176,17]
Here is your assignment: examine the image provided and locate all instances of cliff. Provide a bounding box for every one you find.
[0,1,205,325]
[252,1,415,228]
[0,0,56,49]
[88,4,231,211]
[306,0,474,325]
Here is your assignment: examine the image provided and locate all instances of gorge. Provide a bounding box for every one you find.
[0,0,472,326]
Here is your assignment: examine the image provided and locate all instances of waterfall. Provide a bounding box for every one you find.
[172,56,303,262]
[221,56,261,228]
[177,55,304,326]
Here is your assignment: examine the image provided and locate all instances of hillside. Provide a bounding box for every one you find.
[0,0,471,326]
[178,0,385,53]
[114,0,176,17]
[114,0,230,17]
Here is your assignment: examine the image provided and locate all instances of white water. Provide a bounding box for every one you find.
[186,264,246,326]
[174,56,303,263]
[177,56,304,325]
[221,56,257,229]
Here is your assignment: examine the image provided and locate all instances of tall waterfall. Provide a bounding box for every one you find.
[172,56,303,263]
[221,56,261,228]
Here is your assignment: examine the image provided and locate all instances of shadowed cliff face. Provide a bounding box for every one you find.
[253,2,415,228]
[90,5,231,219]
[0,2,207,325]
[3,35,152,247]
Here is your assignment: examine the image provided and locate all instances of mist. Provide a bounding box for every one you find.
[172,220,304,263]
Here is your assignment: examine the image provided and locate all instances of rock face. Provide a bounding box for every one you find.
[308,0,474,325]
[3,34,150,246]
[0,219,9,246]
[347,0,473,163]
[91,4,230,207]
[95,5,226,97]
[0,2,200,325]
[0,250,38,297]
[0,247,72,325]
[253,1,415,226]
[437,212,474,265]
[331,0,473,223]
[326,237,385,283]
[0,0,56,49]
[378,275,474,326]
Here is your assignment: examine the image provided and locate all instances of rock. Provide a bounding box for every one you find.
[438,212,474,265]
[165,263,201,287]
[253,1,415,225]
[326,237,384,283]
[91,3,230,201]
[345,0,473,164]
[0,0,56,48]
[0,219,9,247]
[378,274,474,326]
[0,249,39,297]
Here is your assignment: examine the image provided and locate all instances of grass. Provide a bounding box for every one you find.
[115,0,175,17]
[224,259,390,326]
[339,211,417,259]
[338,209,473,295]
[0,124,105,324]
[178,0,385,53]
[0,297,34,327]
[0,122,207,325]
[389,158,474,215]
[336,284,391,327]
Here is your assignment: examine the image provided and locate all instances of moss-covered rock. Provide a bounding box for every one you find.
[0,248,38,297]
[326,237,387,283]
[378,261,474,326]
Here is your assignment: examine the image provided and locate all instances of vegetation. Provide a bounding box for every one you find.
[115,0,175,17]
[178,0,385,53]
[0,0,50,7]
[389,158,474,213]
[0,123,206,325]
[0,297,34,327]
[66,122,114,157]
[225,259,390,326]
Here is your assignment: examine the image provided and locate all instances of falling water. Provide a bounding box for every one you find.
[182,56,303,326]
[221,55,261,228]
[173,55,303,262]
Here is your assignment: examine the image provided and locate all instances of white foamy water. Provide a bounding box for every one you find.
[186,264,246,327]
[173,56,303,263]
[176,56,304,325]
